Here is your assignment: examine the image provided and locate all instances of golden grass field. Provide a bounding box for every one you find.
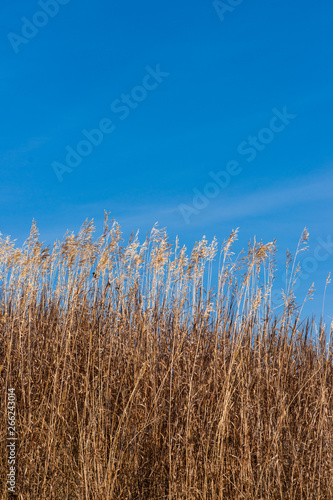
[0,213,332,499]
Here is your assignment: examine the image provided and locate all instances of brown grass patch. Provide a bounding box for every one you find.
[0,215,332,498]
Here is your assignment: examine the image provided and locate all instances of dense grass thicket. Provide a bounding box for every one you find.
[0,213,332,499]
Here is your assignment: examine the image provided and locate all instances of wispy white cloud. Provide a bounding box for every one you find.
[63,165,333,233]
[168,165,333,226]
[205,172,333,222]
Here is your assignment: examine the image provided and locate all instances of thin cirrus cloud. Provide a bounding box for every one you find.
[206,173,333,223]
[71,166,333,232]
[167,167,333,227]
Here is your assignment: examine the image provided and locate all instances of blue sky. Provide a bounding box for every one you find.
[1,0,333,322]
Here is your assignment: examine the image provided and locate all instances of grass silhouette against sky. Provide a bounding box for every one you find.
[1,0,333,320]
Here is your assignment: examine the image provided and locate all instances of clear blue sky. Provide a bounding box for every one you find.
[1,0,333,322]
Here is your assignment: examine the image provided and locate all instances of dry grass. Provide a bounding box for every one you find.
[0,213,332,499]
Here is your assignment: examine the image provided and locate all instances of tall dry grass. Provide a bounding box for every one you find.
[0,213,332,499]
